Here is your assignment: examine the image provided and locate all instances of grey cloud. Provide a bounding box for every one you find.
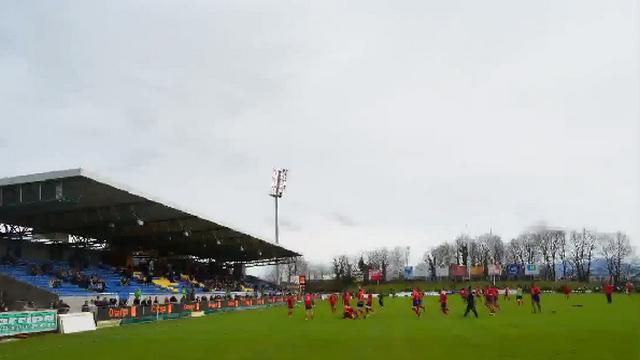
[0,0,637,265]
[331,212,357,227]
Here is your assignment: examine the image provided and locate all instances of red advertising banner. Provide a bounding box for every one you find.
[96,296,286,321]
[368,269,382,281]
[450,264,467,277]
[152,304,173,314]
[207,300,223,309]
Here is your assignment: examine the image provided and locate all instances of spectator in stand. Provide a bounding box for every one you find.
[169,295,178,303]
[164,297,170,304]
[49,278,61,288]
[57,300,70,314]
[133,297,141,306]
[81,301,91,312]
[153,297,159,305]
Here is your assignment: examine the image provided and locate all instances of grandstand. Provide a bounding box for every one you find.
[0,169,299,311]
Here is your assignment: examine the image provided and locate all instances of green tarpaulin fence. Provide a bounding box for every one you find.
[0,310,58,337]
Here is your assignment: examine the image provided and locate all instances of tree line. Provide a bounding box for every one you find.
[423,227,633,282]
[270,227,634,285]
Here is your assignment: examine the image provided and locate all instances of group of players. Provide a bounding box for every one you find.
[286,281,635,320]
[287,288,381,320]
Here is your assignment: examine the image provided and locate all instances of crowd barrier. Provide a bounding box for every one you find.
[96,296,285,322]
[0,296,286,338]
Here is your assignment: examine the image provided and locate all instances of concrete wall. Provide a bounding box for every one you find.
[0,274,59,310]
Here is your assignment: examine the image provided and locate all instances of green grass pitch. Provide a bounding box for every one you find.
[1,294,638,360]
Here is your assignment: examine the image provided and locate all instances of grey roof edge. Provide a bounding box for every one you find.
[0,168,83,187]
[0,168,302,257]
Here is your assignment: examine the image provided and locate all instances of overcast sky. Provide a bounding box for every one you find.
[1,0,638,266]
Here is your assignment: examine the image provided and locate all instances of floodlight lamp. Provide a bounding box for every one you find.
[270,168,288,197]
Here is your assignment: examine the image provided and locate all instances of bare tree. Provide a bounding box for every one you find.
[485,234,505,265]
[537,230,563,280]
[365,248,392,282]
[389,246,407,280]
[570,229,597,282]
[424,242,457,280]
[506,238,525,268]
[455,235,471,266]
[379,248,390,280]
[332,257,342,280]
[600,231,633,283]
[283,257,308,283]
[424,251,435,280]
[557,231,569,279]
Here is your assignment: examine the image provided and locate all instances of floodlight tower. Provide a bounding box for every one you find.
[270,168,288,285]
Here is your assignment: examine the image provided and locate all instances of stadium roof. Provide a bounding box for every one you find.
[0,169,299,266]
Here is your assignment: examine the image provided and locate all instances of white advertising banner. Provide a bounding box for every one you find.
[435,267,449,277]
[488,264,502,276]
[58,313,96,334]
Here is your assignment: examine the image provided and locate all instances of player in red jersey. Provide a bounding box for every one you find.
[342,290,352,307]
[460,287,468,303]
[604,282,615,304]
[483,287,491,310]
[530,283,541,313]
[286,293,295,318]
[303,293,314,320]
[366,290,374,316]
[626,282,634,296]
[328,293,338,313]
[504,286,510,301]
[475,287,482,305]
[563,284,571,300]
[486,286,495,315]
[343,304,356,319]
[439,290,449,315]
[411,288,424,318]
[492,286,501,311]
[356,288,366,318]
